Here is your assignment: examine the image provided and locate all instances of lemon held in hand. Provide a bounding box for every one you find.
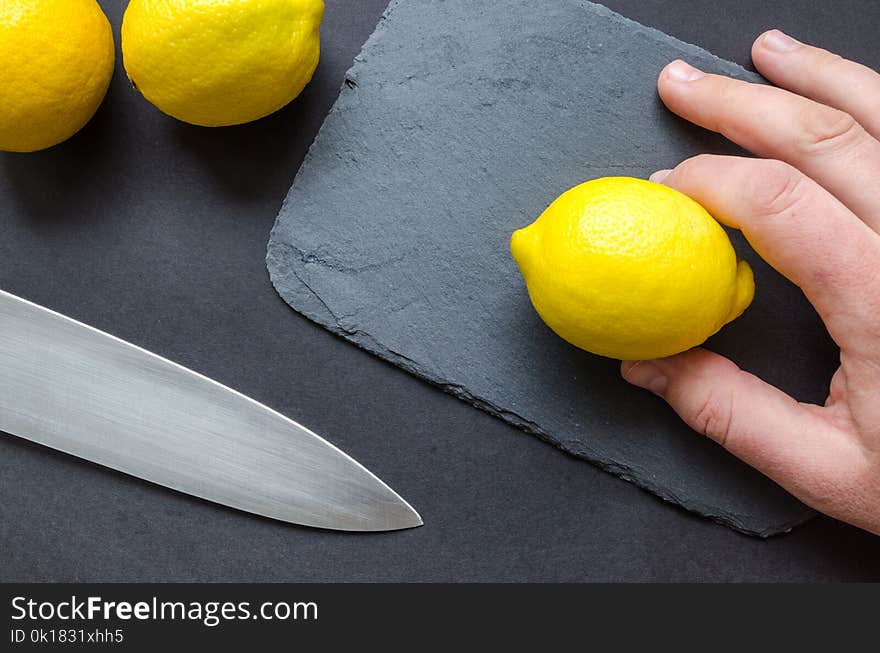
[0,0,114,153]
[121,0,325,127]
[511,177,754,361]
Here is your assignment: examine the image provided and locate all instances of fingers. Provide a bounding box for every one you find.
[656,155,880,351]
[752,30,880,140]
[620,350,869,514]
[657,60,880,230]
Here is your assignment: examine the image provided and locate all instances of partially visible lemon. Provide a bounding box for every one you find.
[121,0,325,127]
[511,177,754,360]
[0,0,115,153]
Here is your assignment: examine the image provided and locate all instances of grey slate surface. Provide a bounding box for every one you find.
[268,0,827,536]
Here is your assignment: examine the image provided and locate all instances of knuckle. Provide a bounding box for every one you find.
[691,389,736,447]
[750,160,809,219]
[687,153,719,169]
[675,153,723,181]
[798,107,864,155]
[814,51,848,81]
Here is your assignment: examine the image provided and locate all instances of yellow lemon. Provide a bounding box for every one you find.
[511,177,754,360]
[0,0,114,153]
[121,0,325,127]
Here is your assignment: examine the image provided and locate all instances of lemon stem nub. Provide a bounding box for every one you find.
[510,227,534,274]
[724,259,755,326]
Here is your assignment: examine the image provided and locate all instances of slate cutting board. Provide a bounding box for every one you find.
[268,0,835,536]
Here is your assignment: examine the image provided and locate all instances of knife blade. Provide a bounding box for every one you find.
[0,290,421,532]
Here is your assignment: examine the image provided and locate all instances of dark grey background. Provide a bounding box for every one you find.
[1,0,878,581]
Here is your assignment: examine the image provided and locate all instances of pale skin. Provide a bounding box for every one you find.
[620,30,880,536]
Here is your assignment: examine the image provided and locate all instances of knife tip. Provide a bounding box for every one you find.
[396,503,424,530]
[376,495,423,532]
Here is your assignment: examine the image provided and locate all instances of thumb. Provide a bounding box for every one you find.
[620,348,846,499]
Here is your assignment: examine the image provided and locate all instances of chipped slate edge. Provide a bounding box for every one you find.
[267,0,813,538]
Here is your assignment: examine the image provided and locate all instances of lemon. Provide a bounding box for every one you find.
[511,177,754,360]
[0,0,114,153]
[121,0,325,127]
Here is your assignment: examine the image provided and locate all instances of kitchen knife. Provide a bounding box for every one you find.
[0,290,421,532]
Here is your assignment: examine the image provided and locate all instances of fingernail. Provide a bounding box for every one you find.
[762,29,801,53]
[649,169,672,183]
[665,60,705,82]
[622,360,668,396]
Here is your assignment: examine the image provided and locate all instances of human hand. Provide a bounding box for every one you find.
[621,30,880,535]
